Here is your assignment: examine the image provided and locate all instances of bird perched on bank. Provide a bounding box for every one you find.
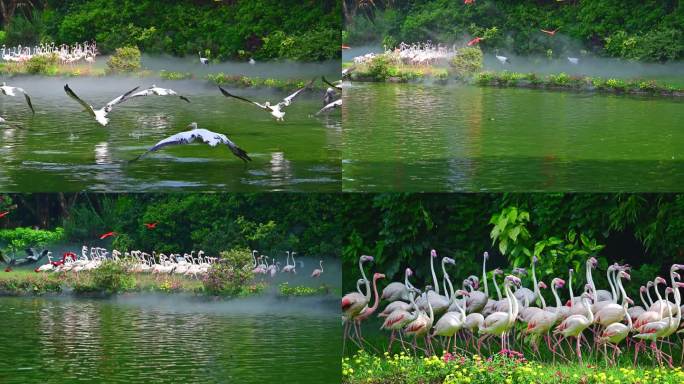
[131,122,251,162]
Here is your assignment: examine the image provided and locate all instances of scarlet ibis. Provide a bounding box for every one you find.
[100,231,116,239]
[464,0,475,4]
[342,44,351,49]
[541,28,560,36]
[467,37,483,46]
[0,211,9,218]
[144,222,158,230]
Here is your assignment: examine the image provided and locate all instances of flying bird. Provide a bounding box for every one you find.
[540,28,561,36]
[0,211,9,218]
[0,82,35,114]
[218,79,314,121]
[128,85,190,103]
[341,45,351,49]
[144,222,158,229]
[315,99,342,116]
[100,231,116,239]
[64,84,139,126]
[322,76,342,105]
[131,122,251,162]
[467,37,483,46]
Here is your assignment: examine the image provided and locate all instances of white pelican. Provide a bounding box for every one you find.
[315,99,341,116]
[568,57,579,64]
[218,79,314,122]
[495,55,510,64]
[0,82,35,114]
[128,85,190,103]
[64,84,139,126]
[132,122,251,162]
[322,76,341,105]
[198,52,209,65]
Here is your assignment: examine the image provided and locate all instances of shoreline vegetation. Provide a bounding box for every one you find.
[344,49,684,97]
[342,351,684,384]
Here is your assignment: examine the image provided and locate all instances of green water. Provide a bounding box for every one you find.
[0,295,340,383]
[0,76,341,192]
[343,83,684,192]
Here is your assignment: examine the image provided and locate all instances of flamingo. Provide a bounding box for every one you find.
[404,286,436,354]
[379,268,415,317]
[554,294,594,365]
[353,273,386,341]
[311,260,324,278]
[432,289,469,352]
[633,287,675,367]
[478,275,521,352]
[342,255,374,348]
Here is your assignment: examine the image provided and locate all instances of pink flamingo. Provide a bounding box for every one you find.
[311,259,323,278]
[633,287,675,367]
[554,294,594,366]
[342,255,374,350]
[354,272,385,344]
[478,275,521,352]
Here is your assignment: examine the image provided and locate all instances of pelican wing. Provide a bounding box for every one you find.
[315,99,342,116]
[132,131,198,161]
[222,136,252,162]
[322,76,342,90]
[280,78,315,106]
[64,84,95,117]
[104,86,140,112]
[218,86,272,111]
[13,87,35,114]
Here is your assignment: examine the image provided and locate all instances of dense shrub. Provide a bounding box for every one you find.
[88,260,135,294]
[106,46,141,73]
[24,53,59,75]
[449,47,483,77]
[202,248,254,296]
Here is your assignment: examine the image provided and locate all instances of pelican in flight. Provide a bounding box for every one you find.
[218,79,314,122]
[567,57,579,64]
[198,52,209,65]
[0,82,35,114]
[128,85,190,103]
[132,122,251,162]
[315,99,341,116]
[64,84,139,126]
[322,76,342,105]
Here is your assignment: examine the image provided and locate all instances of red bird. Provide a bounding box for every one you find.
[0,211,10,219]
[144,222,158,230]
[467,37,483,46]
[99,231,116,239]
[541,28,560,36]
[341,44,351,49]
[464,0,475,4]
[4,267,12,272]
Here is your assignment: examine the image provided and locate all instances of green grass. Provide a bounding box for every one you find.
[343,350,684,384]
[277,282,331,296]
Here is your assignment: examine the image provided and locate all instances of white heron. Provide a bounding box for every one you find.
[64,84,139,126]
[198,52,209,65]
[218,79,314,121]
[131,122,251,162]
[0,82,35,114]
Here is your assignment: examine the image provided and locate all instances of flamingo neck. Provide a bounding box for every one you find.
[586,261,597,303]
[358,258,370,302]
[607,268,617,303]
[531,260,539,305]
[492,274,501,300]
[430,254,439,295]
[568,271,575,305]
[441,259,451,300]
[645,285,654,306]
[551,282,561,310]
[482,255,488,297]
[639,289,648,308]
[504,282,516,325]
[368,276,382,313]
[584,298,594,323]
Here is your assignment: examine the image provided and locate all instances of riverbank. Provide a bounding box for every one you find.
[0,268,334,298]
[345,61,684,97]
[342,351,684,384]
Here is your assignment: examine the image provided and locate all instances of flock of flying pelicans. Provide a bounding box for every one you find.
[30,247,326,279]
[343,251,684,367]
[0,51,342,163]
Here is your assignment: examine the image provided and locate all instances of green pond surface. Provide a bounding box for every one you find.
[0,294,340,384]
[343,82,684,192]
[0,75,341,192]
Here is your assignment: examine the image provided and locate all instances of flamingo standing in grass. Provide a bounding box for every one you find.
[379,268,415,317]
[404,287,436,355]
[633,287,675,367]
[597,271,633,366]
[554,294,594,366]
[478,275,521,352]
[353,273,385,342]
[342,255,374,349]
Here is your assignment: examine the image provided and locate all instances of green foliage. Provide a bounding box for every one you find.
[278,282,329,296]
[367,55,392,82]
[159,70,192,80]
[489,206,531,266]
[106,46,141,73]
[202,248,254,296]
[30,0,340,61]
[0,31,6,45]
[346,1,684,62]
[24,53,59,75]
[449,47,483,78]
[0,227,64,256]
[80,260,134,294]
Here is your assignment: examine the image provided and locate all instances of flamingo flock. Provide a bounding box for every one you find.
[1,41,98,64]
[343,251,684,368]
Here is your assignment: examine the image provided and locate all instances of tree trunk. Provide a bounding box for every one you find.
[0,0,18,28]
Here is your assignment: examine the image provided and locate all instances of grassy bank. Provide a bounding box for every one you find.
[342,351,684,384]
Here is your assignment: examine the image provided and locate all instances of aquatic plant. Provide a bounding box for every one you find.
[278,282,330,296]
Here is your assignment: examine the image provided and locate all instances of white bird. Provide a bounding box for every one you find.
[495,55,510,64]
[218,79,314,121]
[249,58,256,65]
[0,82,34,114]
[128,85,191,103]
[315,99,341,116]
[64,83,139,126]
[132,122,251,162]
[198,52,209,65]
[568,57,579,64]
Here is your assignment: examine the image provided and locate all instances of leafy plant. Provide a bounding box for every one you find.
[202,248,254,296]
[106,46,141,73]
[450,47,483,78]
[88,260,135,294]
[0,227,64,257]
[489,206,531,267]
